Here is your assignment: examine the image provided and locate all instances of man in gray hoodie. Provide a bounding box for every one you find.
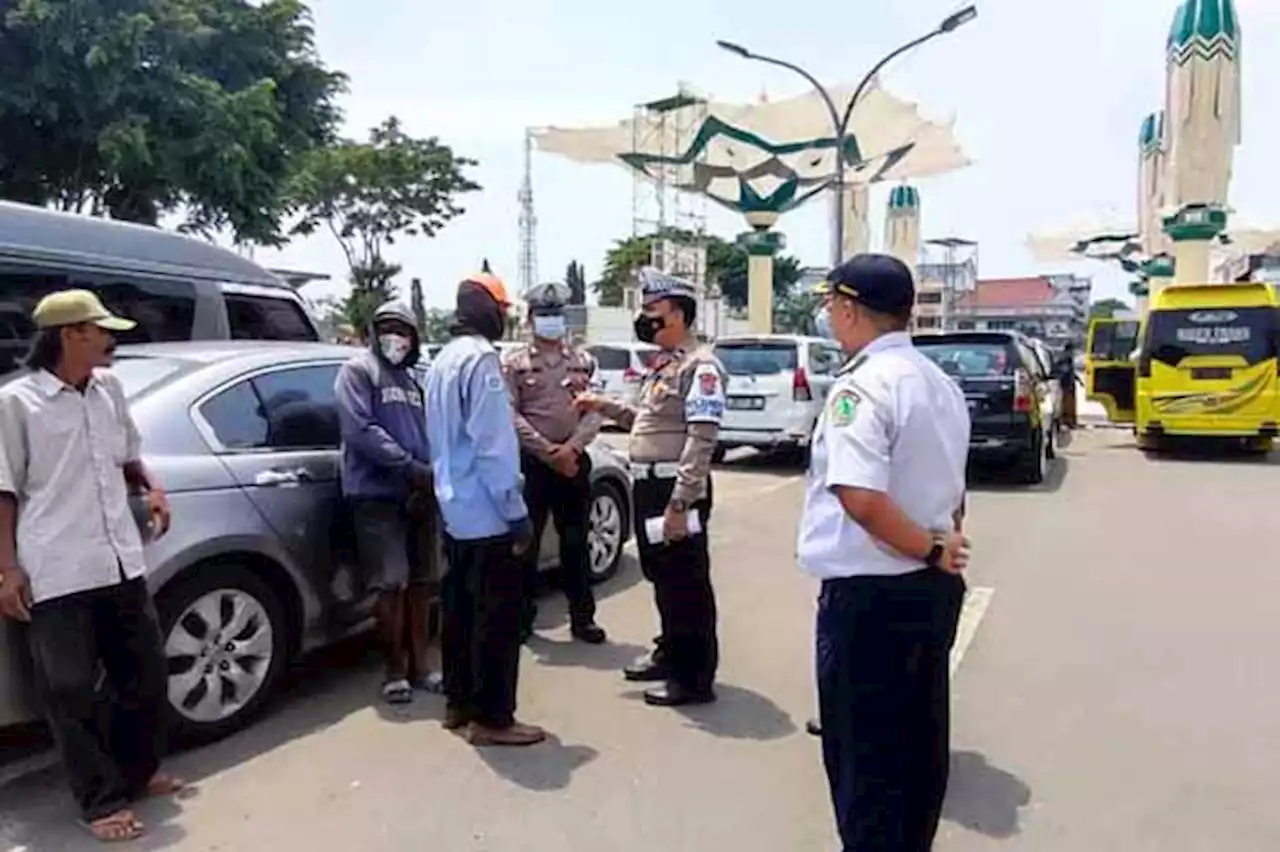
[335,302,437,704]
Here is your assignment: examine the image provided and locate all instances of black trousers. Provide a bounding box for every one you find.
[26,577,167,821]
[521,452,596,627]
[441,534,524,728]
[632,475,718,692]
[817,569,966,852]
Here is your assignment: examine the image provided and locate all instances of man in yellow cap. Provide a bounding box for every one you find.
[0,290,183,842]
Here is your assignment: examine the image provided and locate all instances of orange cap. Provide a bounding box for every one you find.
[463,271,510,307]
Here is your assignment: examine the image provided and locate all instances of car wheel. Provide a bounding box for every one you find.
[1017,430,1047,485]
[586,480,628,584]
[155,565,289,745]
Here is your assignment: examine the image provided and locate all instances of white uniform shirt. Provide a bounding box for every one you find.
[0,369,148,603]
[797,332,970,579]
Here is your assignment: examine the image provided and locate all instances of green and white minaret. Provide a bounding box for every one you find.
[884,185,921,276]
[1161,0,1241,284]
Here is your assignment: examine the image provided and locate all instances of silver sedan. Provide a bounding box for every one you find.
[0,341,633,742]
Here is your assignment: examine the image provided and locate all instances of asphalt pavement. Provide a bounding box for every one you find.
[2,430,1278,850]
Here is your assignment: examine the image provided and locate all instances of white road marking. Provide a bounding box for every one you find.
[951,586,994,676]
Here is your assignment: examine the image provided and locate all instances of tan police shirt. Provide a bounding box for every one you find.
[502,341,602,462]
[601,334,728,504]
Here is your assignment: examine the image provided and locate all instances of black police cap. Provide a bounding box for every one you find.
[814,253,915,317]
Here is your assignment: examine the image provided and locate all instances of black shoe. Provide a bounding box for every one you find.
[571,621,607,644]
[805,718,822,737]
[623,658,669,682]
[643,682,716,707]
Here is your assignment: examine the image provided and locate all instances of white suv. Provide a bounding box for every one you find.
[712,334,846,460]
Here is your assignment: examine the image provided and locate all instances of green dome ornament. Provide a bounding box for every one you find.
[1138,112,1164,153]
[887,184,920,211]
[1167,0,1239,57]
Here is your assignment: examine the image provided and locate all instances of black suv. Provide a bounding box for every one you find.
[913,331,1055,484]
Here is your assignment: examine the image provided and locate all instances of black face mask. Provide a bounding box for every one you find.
[633,312,664,344]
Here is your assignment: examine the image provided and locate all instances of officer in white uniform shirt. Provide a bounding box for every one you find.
[797,254,972,852]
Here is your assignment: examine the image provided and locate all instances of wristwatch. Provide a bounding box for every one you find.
[668,498,688,513]
[924,536,946,569]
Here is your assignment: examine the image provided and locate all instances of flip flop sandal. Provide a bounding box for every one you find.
[79,812,144,843]
[381,678,413,704]
[410,671,445,694]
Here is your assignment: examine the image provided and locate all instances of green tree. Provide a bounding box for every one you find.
[290,116,480,333]
[565,260,587,305]
[594,229,800,309]
[772,288,822,335]
[0,0,344,244]
[1090,297,1131,319]
[420,308,454,344]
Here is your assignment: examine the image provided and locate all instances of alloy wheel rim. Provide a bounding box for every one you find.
[588,492,623,577]
[164,589,274,724]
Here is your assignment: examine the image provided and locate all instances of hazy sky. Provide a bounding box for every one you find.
[248,0,1280,310]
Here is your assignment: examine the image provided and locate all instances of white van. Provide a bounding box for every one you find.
[712,334,846,460]
[588,342,660,405]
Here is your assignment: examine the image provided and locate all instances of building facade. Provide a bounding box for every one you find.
[952,274,1092,349]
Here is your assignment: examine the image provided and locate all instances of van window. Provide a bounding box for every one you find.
[714,341,799,376]
[0,271,196,374]
[916,341,1013,377]
[1144,307,1279,366]
[589,346,631,372]
[808,342,845,375]
[226,293,318,342]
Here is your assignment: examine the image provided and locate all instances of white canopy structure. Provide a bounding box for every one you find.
[531,80,969,217]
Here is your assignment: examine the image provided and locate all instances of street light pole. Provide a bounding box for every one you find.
[717,5,977,268]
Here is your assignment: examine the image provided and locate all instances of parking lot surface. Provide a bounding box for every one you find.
[3,429,1279,851]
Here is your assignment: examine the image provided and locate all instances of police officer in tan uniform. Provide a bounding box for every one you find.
[502,282,606,645]
[574,268,726,707]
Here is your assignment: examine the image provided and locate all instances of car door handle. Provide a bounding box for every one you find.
[253,467,313,487]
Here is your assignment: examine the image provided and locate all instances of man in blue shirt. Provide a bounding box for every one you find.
[425,268,545,747]
[335,301,438,706]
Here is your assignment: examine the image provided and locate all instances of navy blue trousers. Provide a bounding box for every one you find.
[816,569,965,852]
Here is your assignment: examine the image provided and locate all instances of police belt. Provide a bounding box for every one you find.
[629,461,680,480]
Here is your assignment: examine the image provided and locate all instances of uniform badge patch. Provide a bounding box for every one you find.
[699,370,719,396]
[829,388,861,427]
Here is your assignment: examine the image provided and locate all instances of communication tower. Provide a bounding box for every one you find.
[517,128,538,297]
[920,237,979,332]
[628,85,710,314]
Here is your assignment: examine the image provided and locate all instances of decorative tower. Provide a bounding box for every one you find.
[884,185,921,275]
[1161,0,1241,284]
[1135,112,1173,313]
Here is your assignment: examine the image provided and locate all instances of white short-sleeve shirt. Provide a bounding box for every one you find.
[797,332,971,579]
[0,369,148,603]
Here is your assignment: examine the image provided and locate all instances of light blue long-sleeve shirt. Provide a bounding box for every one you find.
[425,335,529,540]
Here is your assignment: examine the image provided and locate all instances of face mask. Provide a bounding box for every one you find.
[378,333,412,365]
[633,312,664,344]
[533,314,566,340]
[814,305,834,340]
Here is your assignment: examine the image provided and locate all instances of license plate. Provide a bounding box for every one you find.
[727,396,765,411]
[1191,367,1231,380]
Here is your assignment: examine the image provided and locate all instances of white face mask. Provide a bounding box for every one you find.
[532,314,567,340]
[378,333,412,365]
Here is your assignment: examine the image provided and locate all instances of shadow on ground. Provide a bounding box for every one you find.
[472,732,599,792]
[966,455,1070,495]
[620,683,797,741]
[943,750,1032,839]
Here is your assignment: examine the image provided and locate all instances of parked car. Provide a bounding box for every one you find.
[711,334,846,461]
[0,200,319,374]
[1025,337,1064,434]
[587,342,660,405]
[913,331,1056,484]
[0,342,633,741]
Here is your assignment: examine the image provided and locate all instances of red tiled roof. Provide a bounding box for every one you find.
[956,277,1056,310]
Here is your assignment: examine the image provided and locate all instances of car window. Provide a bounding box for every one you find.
[714,341,799,375]
[225,293,318,342]
[589,346,631,371]
[808,342,844,375]
[199,364,341,451]
[916,341,1014,377]
[1017,342,1045,378]
[0,270,197,374]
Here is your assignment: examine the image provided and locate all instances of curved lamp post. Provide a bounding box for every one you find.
[717,4,977,268]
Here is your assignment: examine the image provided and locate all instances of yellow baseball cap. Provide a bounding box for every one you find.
[32,289,136,332]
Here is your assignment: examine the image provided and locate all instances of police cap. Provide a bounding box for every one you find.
[524,281,571,312]
[638,267,697,306]
[814,253,915,317]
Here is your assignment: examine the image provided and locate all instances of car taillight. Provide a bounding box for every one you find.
[1013,368,1032,412]
[793,367,813,402]
[623,367,642,384]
